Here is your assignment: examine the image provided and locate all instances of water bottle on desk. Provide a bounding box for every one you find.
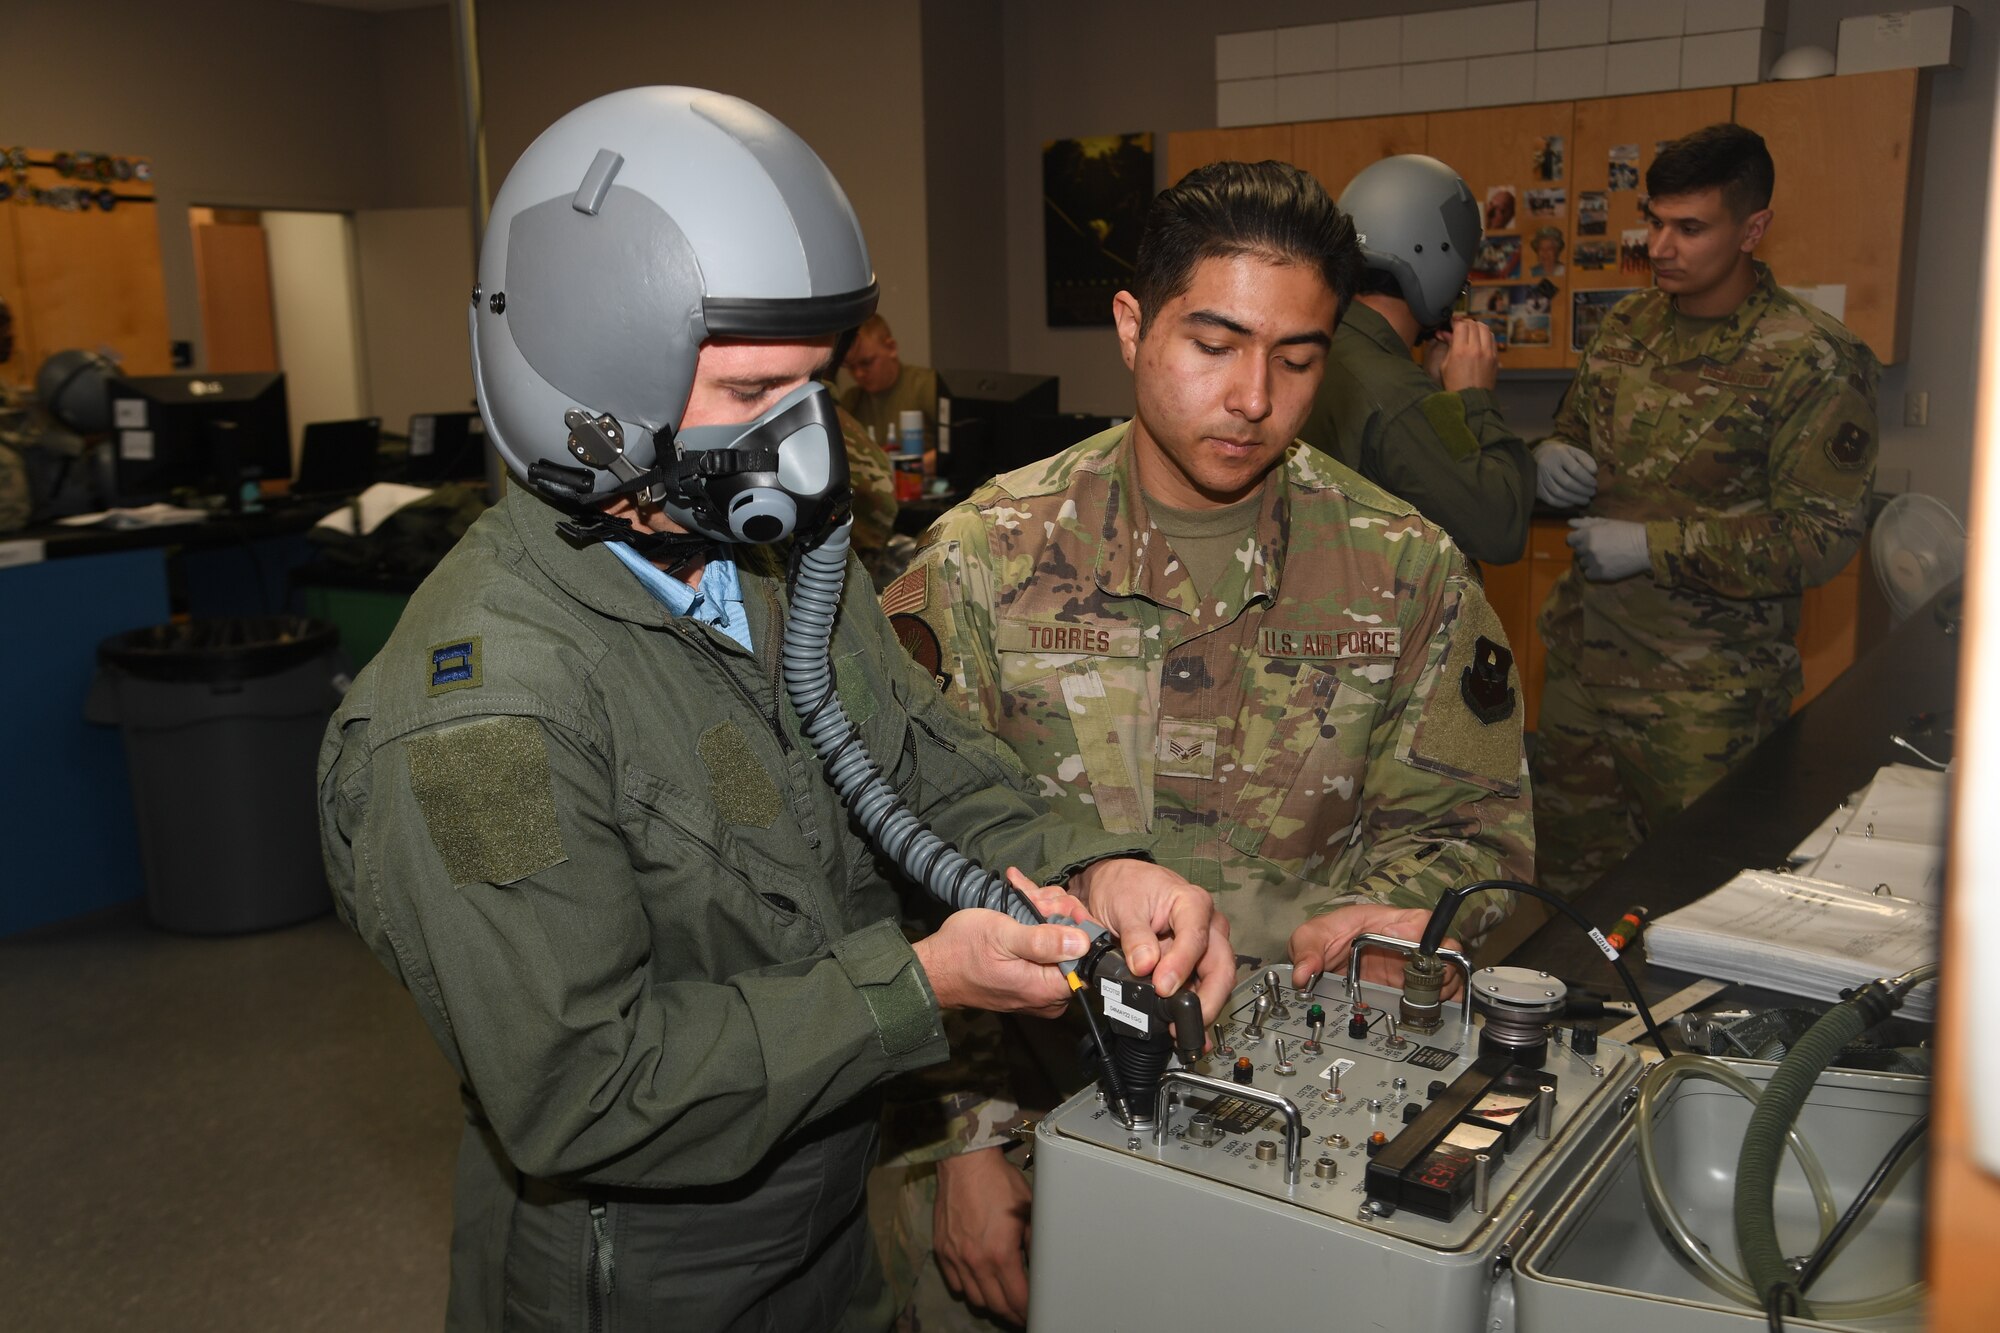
[894,408,925,502]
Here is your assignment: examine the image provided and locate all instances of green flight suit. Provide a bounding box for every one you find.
[842,364,939,457]
[1532,262,1880,894]
[1298,302,1533,566]
[317,483,1145,1332]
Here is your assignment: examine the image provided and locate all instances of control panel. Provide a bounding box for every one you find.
[1041,966,1640,1253]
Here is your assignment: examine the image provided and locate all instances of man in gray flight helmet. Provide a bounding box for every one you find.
[317,87,1228,1332]
[1297,153,1534,565]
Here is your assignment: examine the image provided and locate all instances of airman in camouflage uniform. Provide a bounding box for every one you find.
[873,158,1534,1333]
[1531,128,1880,897]
[842,313,940,456]
[1534,262,1878,893]
[895,427,1532,963]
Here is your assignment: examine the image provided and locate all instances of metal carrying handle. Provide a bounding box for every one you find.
[1153,1070,1306,1184]
[1345,931,1475,1028]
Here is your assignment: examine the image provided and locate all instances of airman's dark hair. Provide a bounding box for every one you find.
[1646,123,1774,218]
[1132,160,1362,334]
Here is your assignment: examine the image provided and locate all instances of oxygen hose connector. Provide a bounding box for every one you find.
[1400,951,1448,1034]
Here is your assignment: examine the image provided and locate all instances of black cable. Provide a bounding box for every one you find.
[1795,1114,1930,1294]
[1417,878,1675,1059]
[1765,1280,1796,1333]
[1077,994,1132,1125]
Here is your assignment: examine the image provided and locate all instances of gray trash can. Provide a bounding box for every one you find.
[88,616,345,934]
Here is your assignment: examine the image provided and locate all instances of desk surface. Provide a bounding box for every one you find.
[1506,587,1962,1007]
[15,501,337,560]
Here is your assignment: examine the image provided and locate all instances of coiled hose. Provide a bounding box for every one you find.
[1732,963,1937,1321]
[779,521,1045,928]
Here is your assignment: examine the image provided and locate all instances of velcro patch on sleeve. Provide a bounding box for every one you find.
[1404,585,1524,793]
[698,721,782,828]
[407,715,567,885]
[1418,391,1481,462]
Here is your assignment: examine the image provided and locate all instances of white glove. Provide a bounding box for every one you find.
[1534,441,1599,508]
[1566,517,1650,582]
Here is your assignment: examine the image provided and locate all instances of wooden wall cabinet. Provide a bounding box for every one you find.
[1291,115,1429,203]
[0,150,171,390]
[1166,73,1926,367]
[1735,68,1924,365]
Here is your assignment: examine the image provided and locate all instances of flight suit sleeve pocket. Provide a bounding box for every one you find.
[406,716,567,886]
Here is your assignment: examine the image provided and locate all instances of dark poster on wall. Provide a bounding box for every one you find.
[1043,132,1153,327]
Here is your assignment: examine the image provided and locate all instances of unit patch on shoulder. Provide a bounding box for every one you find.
[891,614,948,690]
[1824,421,1871,472]
[1460,636,1516,724]
[429,638,482,695]
[1402,586,1523,794]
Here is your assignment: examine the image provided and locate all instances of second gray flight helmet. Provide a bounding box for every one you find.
[1337,155,1480,328]
[470,87,878,512]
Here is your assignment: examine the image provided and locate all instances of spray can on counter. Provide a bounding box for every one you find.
[894,408,925,502]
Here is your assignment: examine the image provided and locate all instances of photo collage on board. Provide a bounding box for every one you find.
[1564,138,1669,352]
[1463,132,1565,353]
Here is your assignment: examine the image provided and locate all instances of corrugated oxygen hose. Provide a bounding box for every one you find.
[780,520,1041,927]
[1732,964,1936,1321]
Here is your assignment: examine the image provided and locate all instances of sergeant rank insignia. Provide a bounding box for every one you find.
[1460,636,1515,725]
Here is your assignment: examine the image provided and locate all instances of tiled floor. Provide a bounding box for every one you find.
[1,905,460,1331]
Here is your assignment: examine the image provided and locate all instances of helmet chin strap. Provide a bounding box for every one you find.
[552,505,717,569]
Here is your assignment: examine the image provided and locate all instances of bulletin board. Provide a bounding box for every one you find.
[0,147,171,390]
[1425,102,1574,370]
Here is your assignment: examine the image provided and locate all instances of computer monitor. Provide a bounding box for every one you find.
[1026,412,1124,461]
[293,417,381,497]
[106,372,291,505]
[406,410,487,483]
[935,369,1060,495]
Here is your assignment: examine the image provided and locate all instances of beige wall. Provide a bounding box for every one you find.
[2,0,401,369]
[355,206,477,439]
[921,0,1009,372]
[3,0,932,415]
[473,0,932,366]
[264,210,369,460]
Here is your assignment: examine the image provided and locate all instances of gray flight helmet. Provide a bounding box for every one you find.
[470,87,878,509]
[1337,155,1481,329]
